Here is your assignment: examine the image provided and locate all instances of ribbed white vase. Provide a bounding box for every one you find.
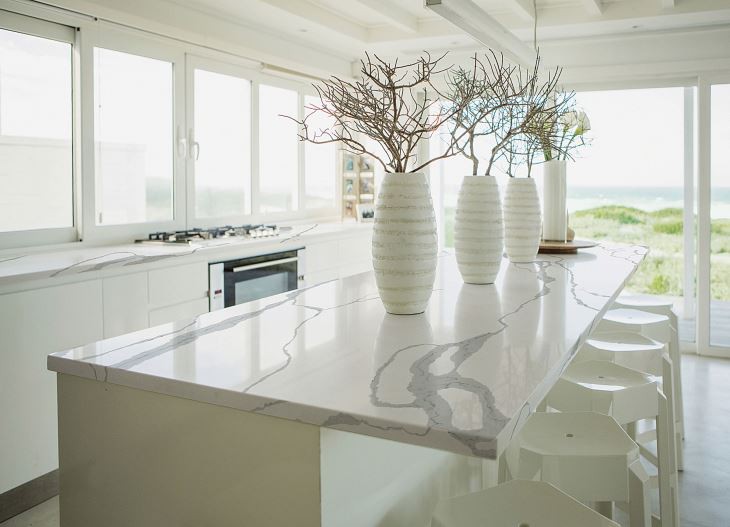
[503,177,542,263]
[454,176,503,284]
[542,159,568,241]
[372,172,438,315]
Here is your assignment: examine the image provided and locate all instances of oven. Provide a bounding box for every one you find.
[209,249,303,311]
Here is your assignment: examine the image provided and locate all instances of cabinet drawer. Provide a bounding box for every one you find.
[148,298,209,327]
[148,262,208,309]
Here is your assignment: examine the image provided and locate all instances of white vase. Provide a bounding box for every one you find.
[542,159,568,241]
[503,177,542,263]
[454,176,503,284]
[372,172,438,315]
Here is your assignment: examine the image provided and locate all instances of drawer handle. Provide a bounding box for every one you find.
[232,256,298,273]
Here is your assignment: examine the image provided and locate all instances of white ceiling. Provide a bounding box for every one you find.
[165,0,730,63]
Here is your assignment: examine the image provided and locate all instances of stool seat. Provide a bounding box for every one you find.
[615,293,674,310]
[431,480,619,527]
[512,412,639,504]
[602,308,669,327]
[519,411,638,457]
[547,360,658,425]
[585,331,665,354]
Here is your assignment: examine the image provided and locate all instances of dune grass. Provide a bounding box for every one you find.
[444,204,730,299]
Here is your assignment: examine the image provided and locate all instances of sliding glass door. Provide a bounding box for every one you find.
[697,79,730,355]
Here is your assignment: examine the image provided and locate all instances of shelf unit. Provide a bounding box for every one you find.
[341,152,376,221]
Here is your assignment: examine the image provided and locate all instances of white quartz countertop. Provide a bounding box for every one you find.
[0,222,371,287]
[48,244,647,460]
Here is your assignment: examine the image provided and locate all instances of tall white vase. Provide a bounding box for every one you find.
[503,177,542,263]
[542,159,568,241]
[372,172,438,315]
[454,176,503,284]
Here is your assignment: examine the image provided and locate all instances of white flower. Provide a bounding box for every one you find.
[576,111,591,133]
[560,110,590,135]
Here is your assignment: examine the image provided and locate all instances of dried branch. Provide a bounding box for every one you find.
[284,52,468,174]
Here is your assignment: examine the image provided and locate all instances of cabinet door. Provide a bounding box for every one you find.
[0,280,104,494]
[103,272,149,338]
[339,233,372,267]
[148,262,208,309]
[148,298,209,327]
[302,241,340,274]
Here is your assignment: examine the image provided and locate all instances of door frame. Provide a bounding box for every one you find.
[696,74,730,357]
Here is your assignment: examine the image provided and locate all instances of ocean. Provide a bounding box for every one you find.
[567,186,730,219]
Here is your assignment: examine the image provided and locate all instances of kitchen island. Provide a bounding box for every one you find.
[48,244,646,527]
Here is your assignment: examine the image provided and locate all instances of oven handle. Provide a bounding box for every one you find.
[231,256,298,273]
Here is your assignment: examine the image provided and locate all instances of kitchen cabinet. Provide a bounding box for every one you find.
[103,272,149,338]
[149,298,209,327]
[0,280,104,494]
[302,229,372,284]
[148,262,208,309]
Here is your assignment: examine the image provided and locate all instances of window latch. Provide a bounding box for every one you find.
[188,128,200,161]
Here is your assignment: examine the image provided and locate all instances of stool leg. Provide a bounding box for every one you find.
[626,421,637,441]
[629,459,651,527]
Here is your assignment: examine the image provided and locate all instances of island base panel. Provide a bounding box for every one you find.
[56,374,321,527]
[320,428,490,526]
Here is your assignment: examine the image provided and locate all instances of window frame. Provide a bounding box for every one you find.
[185,54,257,228]
[0,9,79,249]
[80,24,187,244]
[185,53,340,227]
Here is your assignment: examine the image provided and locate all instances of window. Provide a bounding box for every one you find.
[258,84,299,213]
[1,7,339,249]
[567,88,687,307]
[94,47,174,225]
[193,68,252,219]
[0,25,73,233]
[303,95,336,210]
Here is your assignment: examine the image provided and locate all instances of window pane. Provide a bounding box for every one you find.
[304,96,336,210]
[0,28,72,232]
[566,88,689,337]
[194,69,251,218]
[259,84,298,213]
[94,47,173,225]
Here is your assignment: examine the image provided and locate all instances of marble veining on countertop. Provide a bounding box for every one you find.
[48,244,647,459]
[0,222,371,286]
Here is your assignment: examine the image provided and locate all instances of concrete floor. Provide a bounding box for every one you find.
[677,300,730,347]
[2,354,728,527]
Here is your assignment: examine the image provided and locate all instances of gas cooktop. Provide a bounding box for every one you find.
[137,225,281,244]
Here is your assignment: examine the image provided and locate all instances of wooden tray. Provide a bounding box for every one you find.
[538,239,598,254]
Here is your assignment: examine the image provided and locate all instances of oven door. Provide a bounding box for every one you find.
[221,250,300,308]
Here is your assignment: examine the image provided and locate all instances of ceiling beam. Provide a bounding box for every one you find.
[263,0,368,42]
[425,0,536,65]
[581,0,604,16]
[507,0,536,22]
[353,0,419,33]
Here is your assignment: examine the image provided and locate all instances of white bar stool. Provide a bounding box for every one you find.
[544,358,680,527]
[613,294,685,443]
[595,308,684,470]
[431,480,620,527]
[547,360,658,426]
[501,411,651,526]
